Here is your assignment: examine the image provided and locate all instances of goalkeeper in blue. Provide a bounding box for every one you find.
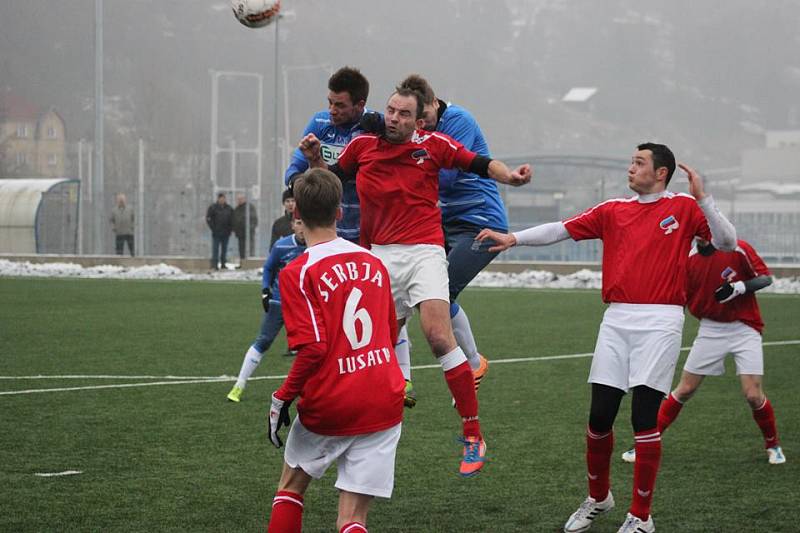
[227,218,306,402]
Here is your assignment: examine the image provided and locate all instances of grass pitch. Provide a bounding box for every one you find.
[1,278,798,532]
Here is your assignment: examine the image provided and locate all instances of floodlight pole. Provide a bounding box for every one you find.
[94,0,105,255]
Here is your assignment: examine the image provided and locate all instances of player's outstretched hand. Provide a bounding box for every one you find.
[299,133,322,163]
[261,287,272,313]
[268,393,292,448]
[475,228,517,252]
[679,163,706,201]
[714,281,746,303]
[509,164,532,187]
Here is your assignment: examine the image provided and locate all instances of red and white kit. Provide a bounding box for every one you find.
[337,130,477,248]
[564,192,713,393]
[686,239,769,333]
[684,240,771,376]
[277,237,405,436]
[564,192,711,306]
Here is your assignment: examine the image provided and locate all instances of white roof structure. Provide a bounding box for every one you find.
[0,178,80,254]
[562,87,598,102]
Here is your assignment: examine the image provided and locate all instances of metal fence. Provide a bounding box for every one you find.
[4,148,800,265]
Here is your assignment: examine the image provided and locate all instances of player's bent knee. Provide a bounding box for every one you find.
[744,391,765,409]
[673,386,697,403]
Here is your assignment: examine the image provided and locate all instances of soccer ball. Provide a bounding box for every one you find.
[231,0,281,28]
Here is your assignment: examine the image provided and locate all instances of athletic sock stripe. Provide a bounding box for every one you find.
[587,428,611,440]
[273,495,304,507]
[635,437,662,443]
[341,524,367,533]
[634,431,660,441]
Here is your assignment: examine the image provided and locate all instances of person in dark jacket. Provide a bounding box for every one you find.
[269,189,295,250]
[233,193,258,262]
[206,193,234,270]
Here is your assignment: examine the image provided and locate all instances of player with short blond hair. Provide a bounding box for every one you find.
[266,168,405,533]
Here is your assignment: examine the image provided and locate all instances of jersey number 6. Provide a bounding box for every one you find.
[343,288,373,350]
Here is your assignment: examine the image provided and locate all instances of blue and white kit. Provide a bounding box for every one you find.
[284,111,366,243]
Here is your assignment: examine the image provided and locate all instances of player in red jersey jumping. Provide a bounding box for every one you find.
[298,86,531,477]
[620,238,785,466]
[476,143,737,533]
[266,169,406,533]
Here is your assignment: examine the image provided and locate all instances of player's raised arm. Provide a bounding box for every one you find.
[679,162,737,252]
[460,154,532,187]
[487,161,532,187]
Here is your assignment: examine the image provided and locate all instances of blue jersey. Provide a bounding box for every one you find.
[262,234,306,303]
[284,111,365,242]
[437,103,508,232]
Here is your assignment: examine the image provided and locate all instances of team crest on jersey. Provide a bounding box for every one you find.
[411,149,430,165]
[720,266,737,281]
[659,215,679,235]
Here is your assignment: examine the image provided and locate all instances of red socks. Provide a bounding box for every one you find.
[752,397,780,448]
[445,361,481,439]
[630,430,661,521]
[656,392,683,433]
[586,428,614,501]
[267,491,303,533]
[340,523,368,533]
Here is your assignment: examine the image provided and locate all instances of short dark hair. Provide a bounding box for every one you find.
[638,142,676,185]
[328,67,369,106]
[399,74,435,105]
[281,189,293,202]
[293,168,342,230]
[392,87,424,119]
[217,193,226,199]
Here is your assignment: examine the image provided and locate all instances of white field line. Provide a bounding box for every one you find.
[34,470,83,477]
[1,340,798,396]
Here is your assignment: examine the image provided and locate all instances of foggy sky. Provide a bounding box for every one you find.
[2,0,799,171]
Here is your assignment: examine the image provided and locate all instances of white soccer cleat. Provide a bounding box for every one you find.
[563,492,615,532]
[616,512,654,533]
[767,446,786,465]
[621,448,636,463]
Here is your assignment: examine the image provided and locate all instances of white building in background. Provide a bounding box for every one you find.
[713,130,800,263]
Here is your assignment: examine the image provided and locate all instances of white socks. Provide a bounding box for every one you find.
[438,346,468,372]
[395,324,412,381]
[451,306,480,370]
[235,345,264,388]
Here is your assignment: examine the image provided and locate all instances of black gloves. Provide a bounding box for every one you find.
[262,287,272,313]
[268,394,292,448]
[359,111,385,136]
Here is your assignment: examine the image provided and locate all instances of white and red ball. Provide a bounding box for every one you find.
[231,0,281,28]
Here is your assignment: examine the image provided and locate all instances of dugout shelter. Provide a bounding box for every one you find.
[0,178,80,254]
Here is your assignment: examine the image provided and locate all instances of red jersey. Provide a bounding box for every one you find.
[686,240,769,333]
[337,130,477,247]
[564,192,712,305]
[278,238,405,436]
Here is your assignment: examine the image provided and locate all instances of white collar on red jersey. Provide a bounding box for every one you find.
[636,190,669,204]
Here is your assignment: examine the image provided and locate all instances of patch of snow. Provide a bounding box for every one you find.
[1,259,798,293]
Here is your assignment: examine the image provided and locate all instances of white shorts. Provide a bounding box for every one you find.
[683,319,763,376]
[589,303,685,394]
[370,244,449,319]
[283,418,402,499]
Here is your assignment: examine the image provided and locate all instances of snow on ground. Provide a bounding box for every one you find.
[2,258,798,293]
